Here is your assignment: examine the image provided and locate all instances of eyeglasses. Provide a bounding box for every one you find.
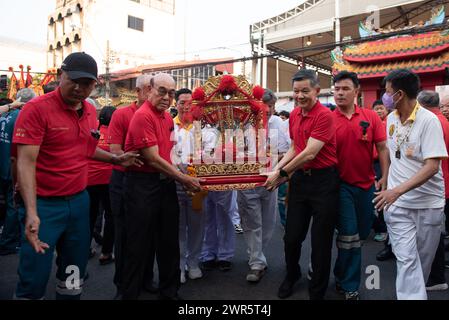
[155,86,176,99]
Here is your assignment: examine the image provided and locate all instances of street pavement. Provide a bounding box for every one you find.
[1,221,449,300]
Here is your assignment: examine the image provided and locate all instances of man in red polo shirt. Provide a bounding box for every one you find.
[122,73,202,300]
[265,69,339,300]
[12,52,140,300]
[417,90,449,290]
[107,74,157,299]
[331,71,388,300]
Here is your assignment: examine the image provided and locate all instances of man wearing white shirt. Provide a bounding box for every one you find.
[237,89,288,282]
[173,88,205,284]
[374,69,447,300]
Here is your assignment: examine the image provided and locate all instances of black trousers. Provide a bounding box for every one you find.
[122,172,180,300]
[445,199,449,234]
[109,170,156,293]
[284,167,339,300]
[87,184,114,255]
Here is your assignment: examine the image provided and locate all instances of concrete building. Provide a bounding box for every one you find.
[47,0,176,73]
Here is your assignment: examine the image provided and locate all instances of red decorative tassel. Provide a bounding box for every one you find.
[252,85,265,100]
[182,112,193,124]
[192,87,206,101]
[218,75,238,95]
[191,105,203,120]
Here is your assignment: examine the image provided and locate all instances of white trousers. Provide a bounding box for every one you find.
[385,205,443,300]
[237,187,277,270]
[177,183,205,270]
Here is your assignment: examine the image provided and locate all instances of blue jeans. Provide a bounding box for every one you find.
[334,182,375,292]
[277,182,288,226]
[15,191,90,300]
[0,178,20,252]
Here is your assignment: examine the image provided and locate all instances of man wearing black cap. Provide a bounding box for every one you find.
[12,52,141,300]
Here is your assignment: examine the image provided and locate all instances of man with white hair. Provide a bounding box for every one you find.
[122,73,202,300]
[0,89,35,255]
[107,73,155,299]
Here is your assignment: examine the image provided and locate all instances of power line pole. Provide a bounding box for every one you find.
[105,40,111,103]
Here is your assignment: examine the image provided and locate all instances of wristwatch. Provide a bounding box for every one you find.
[279,169,289,179]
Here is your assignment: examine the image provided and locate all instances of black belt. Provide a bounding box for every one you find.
[37,190,85,201]
[126,171,173,182]
[297,166,337,177]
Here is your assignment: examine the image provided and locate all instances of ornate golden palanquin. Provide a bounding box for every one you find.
[187,75,269,191]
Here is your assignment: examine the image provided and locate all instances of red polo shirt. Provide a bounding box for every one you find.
[125,101,175,173]
[107,102,138,172]
[13,88,98,196]
[431,109,449,199]
[333,106,386,190]
[88,125,112,186]
[289,101,337,170]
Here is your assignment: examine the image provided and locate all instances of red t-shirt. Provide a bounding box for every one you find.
[289,101,338,170]
[125,101,175,173]
[88,125,112,186]
[107,102,138,172]
[431,109,449,199]
[13,88,98,196]
[334,106,387,190]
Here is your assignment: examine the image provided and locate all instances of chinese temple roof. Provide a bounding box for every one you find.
[334,51,449,79]
[344,31,449,63]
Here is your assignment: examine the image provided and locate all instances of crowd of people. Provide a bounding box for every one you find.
[0,51,448,301]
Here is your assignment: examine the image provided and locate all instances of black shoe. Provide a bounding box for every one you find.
[277,276,299,299]
[218,260,232,272]
[143,284,159,294]
[113,291,123,300]
[0,247,19,256]
[445,242,449,252]
[445,260,449,269]
[376,244,395,261]
[200,260,217,271]
[158,294,183,301]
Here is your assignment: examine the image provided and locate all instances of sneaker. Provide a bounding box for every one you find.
[344,291,360,300]
[373,233,388,242]
[180,271,186,284]
[246,268,266,283]
[234,224,243,234]
[426,282,448,291]
[218,260,232,272]
[188,267,203,280]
